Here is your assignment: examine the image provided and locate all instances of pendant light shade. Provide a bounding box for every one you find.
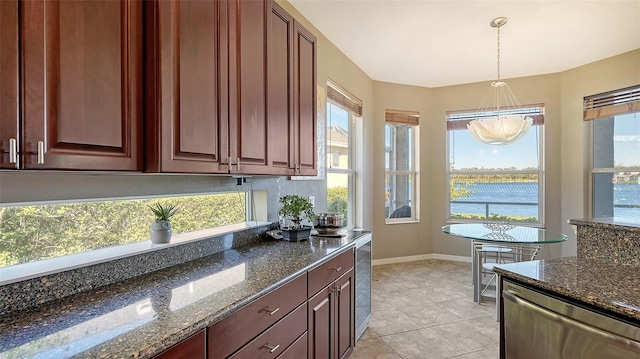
[467,17,532,146]
[467,114,532,145]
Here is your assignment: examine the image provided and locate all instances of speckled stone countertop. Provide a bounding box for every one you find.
[0,231,368,358]
[494,257,640,321]
[569,217,640,232]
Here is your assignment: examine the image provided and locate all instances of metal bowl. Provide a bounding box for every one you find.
[314,213,344,227]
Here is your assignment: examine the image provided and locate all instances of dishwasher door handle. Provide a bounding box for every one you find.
[503,291,640,353]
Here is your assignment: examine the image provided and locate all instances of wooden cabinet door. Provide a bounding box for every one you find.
[155,330,205,359]
[22,0,142,170]
[336,270,355,359]
[308,285,334,359]
[268,2,295,175]
[293,20,317,176]
[145,0,229,173]
[228,0,270,175]
[0,0,19,169]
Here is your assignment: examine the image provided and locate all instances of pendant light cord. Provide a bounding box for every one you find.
[496,25,501,82]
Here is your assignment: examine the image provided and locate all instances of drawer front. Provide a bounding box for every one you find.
[229,303,307,359]
[154,330,205,359]
[308,248,354,297]
[208,273,307,359]
[277,332,308,359]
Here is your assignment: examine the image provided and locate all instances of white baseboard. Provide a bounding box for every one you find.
[372,253,471,266]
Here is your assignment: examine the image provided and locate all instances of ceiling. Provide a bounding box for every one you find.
[288,0,640,88]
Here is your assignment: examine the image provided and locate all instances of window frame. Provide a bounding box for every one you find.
[586,85,640,219]
[326,81,362,229]
[385,111,420,224]
[445,105,545,226]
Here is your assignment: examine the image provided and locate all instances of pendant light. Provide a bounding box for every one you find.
[467,17,533,146]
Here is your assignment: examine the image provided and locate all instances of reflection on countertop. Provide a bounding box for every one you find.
[0,230,367,359]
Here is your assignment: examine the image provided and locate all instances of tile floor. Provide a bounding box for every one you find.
[352,260,499,359]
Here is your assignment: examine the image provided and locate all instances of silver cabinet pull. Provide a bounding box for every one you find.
[261,307,280,316]
[330,266,342,272]
[236,157,240,171]
[263,344,280,353]
[37,141,45,164]
[293,162,297,174]
[8,138,17,164]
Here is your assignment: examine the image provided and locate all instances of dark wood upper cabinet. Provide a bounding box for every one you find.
[227,0,272,175]
[0,0,19,169]
[268,2,317,176]
[22,0,143,170]
[293,20,317,176]
[268,2,295,175]
[145,0,229,173]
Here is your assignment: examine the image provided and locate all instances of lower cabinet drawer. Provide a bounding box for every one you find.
[208,273,307,359]
[229,303,307,359]
[154,330,205,359]
[277,332,308,359]
[308,248,354,297]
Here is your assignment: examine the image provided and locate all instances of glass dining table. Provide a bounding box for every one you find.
[441,223,567,304]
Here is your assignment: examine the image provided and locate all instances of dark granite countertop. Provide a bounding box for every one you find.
[494,257,640,321]
[569,217,640,232]
[0,230,369,358]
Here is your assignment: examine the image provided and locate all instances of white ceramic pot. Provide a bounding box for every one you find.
[150,220,172,244]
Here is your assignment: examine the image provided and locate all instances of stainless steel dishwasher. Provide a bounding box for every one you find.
[502,279,640,359]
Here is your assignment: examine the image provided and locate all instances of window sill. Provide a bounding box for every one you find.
[0,221,270,286]
[385,219,420,225]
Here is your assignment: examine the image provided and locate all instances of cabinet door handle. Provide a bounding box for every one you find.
[329,285,338,293]
[263,344,280,353]
[37,141,45,164]
[329,266,342,272]
[261,307,280,316]
[8,138,17,164]
[236,157,240,171]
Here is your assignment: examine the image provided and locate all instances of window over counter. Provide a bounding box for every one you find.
[385,110,420,223]
[326,80,362,228]
[587,85,640,220]
[446,105,545,224]
[0,193,247,268]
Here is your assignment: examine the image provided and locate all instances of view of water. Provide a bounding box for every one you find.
[451,182,640,219]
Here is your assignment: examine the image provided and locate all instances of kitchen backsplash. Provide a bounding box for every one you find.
[0,223,276,316]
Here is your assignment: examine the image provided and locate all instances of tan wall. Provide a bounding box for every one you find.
[559,49,640,257]
[372,82,434,258]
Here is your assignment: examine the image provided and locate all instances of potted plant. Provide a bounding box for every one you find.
[149,203,179,244]
[278,195,315,241]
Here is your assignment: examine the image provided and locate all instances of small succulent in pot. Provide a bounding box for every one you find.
[148,203,179,244]
[278,195,315,230]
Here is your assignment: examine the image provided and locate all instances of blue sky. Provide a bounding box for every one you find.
[450,126,541,170]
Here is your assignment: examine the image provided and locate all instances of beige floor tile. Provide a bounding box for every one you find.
[357,260,500,357]
[351,337,401,359]
[368,306,422,336]
[399,301,464,327]
[382,328,461,359]
[426,319,498,354]
[359,328,378,340]
[454,346,499,359]
[436,297,496,320]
